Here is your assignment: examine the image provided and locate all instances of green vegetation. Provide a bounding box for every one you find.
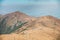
[6,22,27,34]
[0,17,8,34]
[0,17,27,34]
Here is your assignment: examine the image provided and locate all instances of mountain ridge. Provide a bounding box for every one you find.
[0,11,60,40]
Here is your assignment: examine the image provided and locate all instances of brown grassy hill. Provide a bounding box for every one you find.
[0,12,60,40]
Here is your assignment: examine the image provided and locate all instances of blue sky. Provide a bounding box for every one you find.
[0,0,60,18]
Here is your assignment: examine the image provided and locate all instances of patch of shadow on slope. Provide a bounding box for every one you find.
[56,34,60,40]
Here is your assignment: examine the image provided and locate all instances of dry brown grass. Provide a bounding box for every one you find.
[0,26,60,40]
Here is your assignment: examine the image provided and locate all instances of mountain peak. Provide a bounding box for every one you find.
[39,15,56,19]
[14,11,20,13]
[11,11,26,15]
[44,15,56,18]
[4,11,30,18]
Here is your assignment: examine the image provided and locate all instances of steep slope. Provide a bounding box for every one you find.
[19,16,60,40]
[0,15,60,40]
[25,16,60,31]
[0,13,60,40]
[0,14,3,19]
[16,15,60,40]
[3,11,33,26]
[35,16,60,31]
[0,11,35,34]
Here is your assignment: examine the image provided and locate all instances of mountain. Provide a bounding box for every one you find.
[3,11,33,26]
[0,14,3,19]
[35,16,60,31]
[0,11,35,34]
[0,11,60,40]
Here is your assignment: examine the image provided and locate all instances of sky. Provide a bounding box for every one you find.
[0,0,60,18]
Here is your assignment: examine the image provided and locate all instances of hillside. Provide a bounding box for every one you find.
[0,11,60,40]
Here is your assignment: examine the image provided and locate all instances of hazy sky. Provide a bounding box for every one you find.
[0,0,60,18]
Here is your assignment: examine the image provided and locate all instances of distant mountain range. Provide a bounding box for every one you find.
[0,11,60,40]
